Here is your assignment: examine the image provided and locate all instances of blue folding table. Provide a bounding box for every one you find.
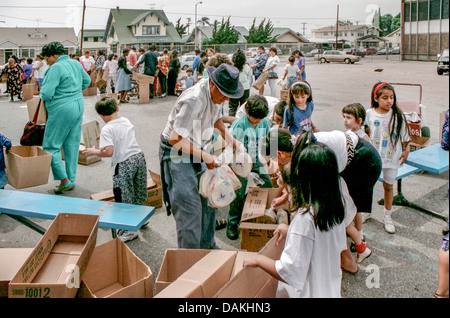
[0,189,155,236]
[378,144,449,221]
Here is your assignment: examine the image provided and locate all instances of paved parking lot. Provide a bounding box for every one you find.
[0,54,448,298]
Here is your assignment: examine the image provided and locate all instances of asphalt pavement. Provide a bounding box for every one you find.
[0,54,448,298]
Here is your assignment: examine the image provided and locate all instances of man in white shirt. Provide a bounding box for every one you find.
[159,64,245,249]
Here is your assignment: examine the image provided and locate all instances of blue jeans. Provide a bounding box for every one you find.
[161,158,217,249]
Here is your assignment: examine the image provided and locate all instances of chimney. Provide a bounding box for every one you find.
[116,6,120,12]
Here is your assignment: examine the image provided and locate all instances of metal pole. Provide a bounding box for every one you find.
[335,4,339,50]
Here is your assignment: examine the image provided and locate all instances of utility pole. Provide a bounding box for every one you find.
[80,0,86,54]
[301,22,307,36]
[335,4,339,50]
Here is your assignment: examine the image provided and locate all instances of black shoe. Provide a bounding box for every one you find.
[226,224,239,240]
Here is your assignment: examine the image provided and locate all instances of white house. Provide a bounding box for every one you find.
[309,24,385,49]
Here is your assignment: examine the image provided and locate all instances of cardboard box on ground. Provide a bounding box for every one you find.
[239,187,290,252]
[154,234,286,298]
[8,213,99,298]
[4,146,52,189]
[77,238,153,298]
[90,169,163,208]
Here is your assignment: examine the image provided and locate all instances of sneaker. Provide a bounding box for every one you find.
[226,224,239,240]
[117,230,138,242]
[159,93,166,98]
[356,246,372,263]
[384,215,396,234]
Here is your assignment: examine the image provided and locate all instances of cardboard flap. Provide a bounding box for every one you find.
[241,188,269,222]
[81,120,101,149]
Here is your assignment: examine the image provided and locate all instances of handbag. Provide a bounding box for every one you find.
[20,99,46,146]
[268,70,278,79]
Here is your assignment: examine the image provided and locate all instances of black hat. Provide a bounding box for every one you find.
[207,64,244,99]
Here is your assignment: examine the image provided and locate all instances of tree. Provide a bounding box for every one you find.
[338,20,354,26]
[198,16,211,27]
[391,13,401,32]
[380,13,394,36]
[202,17,239,45]
[175,18,188,37]
[245,18,278,44]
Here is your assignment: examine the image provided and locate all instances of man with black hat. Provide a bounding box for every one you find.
[159,63,245,249]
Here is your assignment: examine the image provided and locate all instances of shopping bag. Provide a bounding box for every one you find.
[252,71,268,90]
[20,99,46,146]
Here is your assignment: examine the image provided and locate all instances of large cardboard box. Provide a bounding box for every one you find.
[154,250,239,298]
[132,73,155,104]
[0,248,33,297]
[145,170,163,208]
[82,86,97,96]
[5,146,52,189]
[77,238,153,298]
[409,135,431,152]
[9,213,99,298]
[155,249,212,294]
[26,97,47,125]
[239,187,281,252]
[215,234,286,298]
[81,120,100,149]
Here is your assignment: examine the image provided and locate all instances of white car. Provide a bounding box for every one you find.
[180,54,195,70]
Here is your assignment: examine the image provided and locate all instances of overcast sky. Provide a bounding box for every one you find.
[0,0,401,36]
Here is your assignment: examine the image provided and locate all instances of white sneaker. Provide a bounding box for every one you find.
[384,215,396,234]
[117,230,138,242]
[357,247,372,264]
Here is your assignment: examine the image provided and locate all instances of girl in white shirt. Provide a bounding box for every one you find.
[264,47,280,98]
[103,54,118,94]
[244,139,347,298]
[366,82,411,234]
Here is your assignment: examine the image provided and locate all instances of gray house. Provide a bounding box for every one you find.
[0,27,78,64]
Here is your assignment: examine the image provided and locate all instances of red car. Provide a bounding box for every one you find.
[365,48,377,55]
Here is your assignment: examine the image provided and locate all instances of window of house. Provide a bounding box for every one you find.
[142,25,161,35]
[418,0,429,21]
[93,37,99,42]
[324,32,328,36]
[83,37,89,42]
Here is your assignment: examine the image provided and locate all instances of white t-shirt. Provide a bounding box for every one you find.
[99,117,142,166]
[285,63,300,78]
[366,108,410,169]
[80,55,95,71]
[37,60,48,79]
[103,59,118,76]
[275,207,347,298]
[266,55,280,77]
[235,96,280,127]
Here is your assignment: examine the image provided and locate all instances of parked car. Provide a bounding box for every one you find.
[245,47,259,58]
[316,50,361,64]
[437,49,449,75]
[180,54,195,70]
[345,48,366,58]
[392,47,401,54]
[377,48,392,55]
[364,48,377,55]
[305,49,324,57]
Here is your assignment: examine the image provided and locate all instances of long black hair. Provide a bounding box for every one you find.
[290,130,345,232]
[371,82,410,147]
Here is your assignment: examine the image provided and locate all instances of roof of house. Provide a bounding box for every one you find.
[184,25,307,43]
[312,24,369,32]
[104,8,182,44]
[0,27,78,47]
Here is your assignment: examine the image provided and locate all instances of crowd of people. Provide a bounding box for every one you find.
[0,41,448,298]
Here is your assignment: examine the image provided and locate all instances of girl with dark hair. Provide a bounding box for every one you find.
[228,49,252,116]
[117,48,132,103]
[244,139,347,298]
[366,82,411,234]
[39,41,91,193]
[283,81,317,134]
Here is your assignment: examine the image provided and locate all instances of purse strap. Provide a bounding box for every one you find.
[32,99,42,123]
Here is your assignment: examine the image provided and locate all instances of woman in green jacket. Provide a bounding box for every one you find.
[39,42,91,194]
